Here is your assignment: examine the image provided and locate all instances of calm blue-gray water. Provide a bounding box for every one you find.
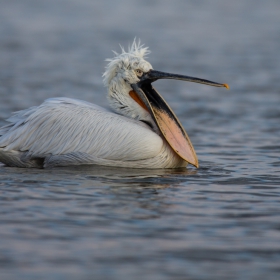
[0,1,280,279]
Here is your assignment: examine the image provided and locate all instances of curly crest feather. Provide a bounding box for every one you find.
[102,39,151,87]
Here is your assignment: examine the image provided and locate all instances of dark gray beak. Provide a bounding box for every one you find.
[139,69,229,89]
[131,69,229,168]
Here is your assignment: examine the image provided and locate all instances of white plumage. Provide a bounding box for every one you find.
[0,97,184,168]
[0,40,228,168]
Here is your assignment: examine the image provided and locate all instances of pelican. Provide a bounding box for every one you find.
[0,41,229,169]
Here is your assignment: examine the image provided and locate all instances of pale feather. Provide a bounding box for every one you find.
[0,98,186,168]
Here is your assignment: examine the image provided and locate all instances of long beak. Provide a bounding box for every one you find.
[140,70,229,89]
[131,70,229,168]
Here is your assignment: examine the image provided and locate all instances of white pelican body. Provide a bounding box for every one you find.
[0,41,228,169]
[0,97,185,168]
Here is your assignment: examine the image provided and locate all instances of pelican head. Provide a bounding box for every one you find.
[103,40,229,168]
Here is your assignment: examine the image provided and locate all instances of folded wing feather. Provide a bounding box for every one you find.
[0,98,163,162]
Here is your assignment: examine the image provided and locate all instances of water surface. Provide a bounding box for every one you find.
[0,1,280,279]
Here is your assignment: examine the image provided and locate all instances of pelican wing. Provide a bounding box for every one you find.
[0,98,163,165]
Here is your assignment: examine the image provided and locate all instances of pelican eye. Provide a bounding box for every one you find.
[135,69,143,77]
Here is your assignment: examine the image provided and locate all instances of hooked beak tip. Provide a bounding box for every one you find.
[223,83,230,90]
